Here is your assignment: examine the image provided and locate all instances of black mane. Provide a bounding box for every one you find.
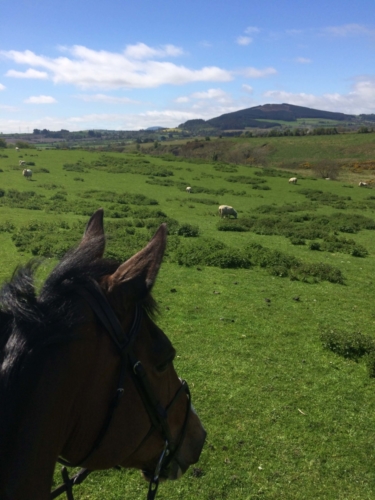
[0,240,119,361]
[0,234,158,366]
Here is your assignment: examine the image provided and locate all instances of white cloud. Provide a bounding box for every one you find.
[245,27,260,34]
[0,104,18,111]
[6,69,48,79]
[0,83,5,91]
[123,42,184,59]
[239,67,277,78]
[322,24,375,37]
[237,36,252,46]
[24,95,57,104]
[263,78,375,114]
[1,45,232,90]
[242,84,253,94]
[191,88,229,100]
[76,93,139,104]
[175,96,189,103]
[294,57,312,64]
[174,88,233,107]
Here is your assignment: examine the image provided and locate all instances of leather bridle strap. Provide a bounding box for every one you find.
[57,282,142,469]
[51,281,191,500]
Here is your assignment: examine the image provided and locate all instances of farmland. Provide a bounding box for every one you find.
[2,133,375,499]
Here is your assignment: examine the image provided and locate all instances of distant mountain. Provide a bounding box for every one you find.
[145,126,165,131]
[179,103,356,131]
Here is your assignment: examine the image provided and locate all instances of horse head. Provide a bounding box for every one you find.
[0,209,206,500]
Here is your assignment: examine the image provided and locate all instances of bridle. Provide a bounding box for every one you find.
[51,280,192,500]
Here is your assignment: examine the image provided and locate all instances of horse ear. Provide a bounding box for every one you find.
[106,224,167,300]
[79,208,106,258]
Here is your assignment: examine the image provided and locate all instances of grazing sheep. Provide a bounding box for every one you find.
[15,147,19,152]
[288,177,297,184]
[186,186,192,193]
[359,181,368,187]
[19,160,26,166]
[218,205,237,218]
[22,169,32,180]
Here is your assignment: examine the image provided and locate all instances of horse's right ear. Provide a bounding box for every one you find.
[106,224,167,300]
[79,208,106,258]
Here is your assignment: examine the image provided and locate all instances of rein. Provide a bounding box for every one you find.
[51,281,191,500]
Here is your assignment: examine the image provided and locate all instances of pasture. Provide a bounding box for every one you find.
[2,137,375,499]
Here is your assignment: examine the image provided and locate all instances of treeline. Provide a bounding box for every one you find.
[262,127,339,138]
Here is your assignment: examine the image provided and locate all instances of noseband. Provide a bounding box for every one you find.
[51,280,191,500]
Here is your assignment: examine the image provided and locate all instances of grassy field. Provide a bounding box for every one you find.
[2,135,375,499]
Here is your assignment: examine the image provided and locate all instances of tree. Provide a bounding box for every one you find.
[15,140,35,149]
[0,138,7,148]
[312,160,340,180]
[358,126,370,134]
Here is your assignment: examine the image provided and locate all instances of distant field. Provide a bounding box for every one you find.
[2,138,375,499]
[253,117,344,127]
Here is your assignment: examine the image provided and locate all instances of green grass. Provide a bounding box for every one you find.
[2,139,375,499]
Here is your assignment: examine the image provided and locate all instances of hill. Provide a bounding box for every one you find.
[179,103,356,132]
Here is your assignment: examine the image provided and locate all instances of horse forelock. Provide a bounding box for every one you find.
[0,240,159,366]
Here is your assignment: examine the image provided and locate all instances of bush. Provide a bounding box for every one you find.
[291,262,344,284]
[365,351,375,378]
[217,221,247,232]
[309,242,321,251]
[321,329,375,361]
[206,248,251,269]
[290,237,305,245]
[176,223,200,237]
[174,238,227,267]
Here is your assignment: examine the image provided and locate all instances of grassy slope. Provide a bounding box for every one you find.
[1,137,375,499]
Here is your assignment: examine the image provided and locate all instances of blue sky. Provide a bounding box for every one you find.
[0,0,374,133]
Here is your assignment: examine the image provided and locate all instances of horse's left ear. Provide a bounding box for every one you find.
[79,208,106,258]
[106,224,167,300]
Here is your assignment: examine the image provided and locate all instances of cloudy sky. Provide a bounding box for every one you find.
[1,0,374,133]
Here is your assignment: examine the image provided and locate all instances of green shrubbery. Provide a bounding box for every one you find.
[216,208,372,258]
[173,237,344,283]
[175,223,200,237]
[321,328,375,377]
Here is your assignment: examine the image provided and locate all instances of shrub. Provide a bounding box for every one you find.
[290,237,305,245]
[63,163,86,172]
[174,238,227,267]
[176,223,200,237]
[205,248,251,269]
[292,263,344,284]
[321,329,375,361]
[365,351,375,378]
[309,242,321,251]
[217,221,247,232]
[0,221,15,232]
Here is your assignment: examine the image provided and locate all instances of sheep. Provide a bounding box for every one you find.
[218,205,237,218]
[288,177,297,184]
[22,169,32,180]
[186,186,192,193]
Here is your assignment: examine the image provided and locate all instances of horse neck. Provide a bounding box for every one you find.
[0,343,75,500]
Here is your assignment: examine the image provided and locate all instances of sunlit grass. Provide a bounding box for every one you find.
[2,140,375,499]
